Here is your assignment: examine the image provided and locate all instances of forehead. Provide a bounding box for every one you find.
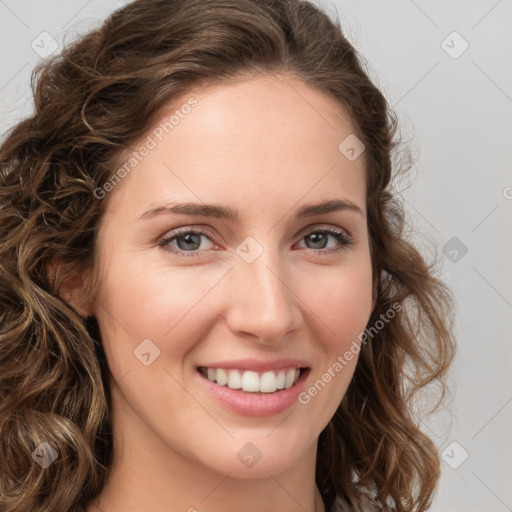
[104,74,367,220]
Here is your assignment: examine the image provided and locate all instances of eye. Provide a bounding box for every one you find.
[157,225,353,257]
[295,227,353,254]
[158,228,217,257]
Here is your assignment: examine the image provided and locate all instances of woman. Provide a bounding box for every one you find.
[0,0,456,511]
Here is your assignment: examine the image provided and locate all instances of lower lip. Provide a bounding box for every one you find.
[196,368,310,417]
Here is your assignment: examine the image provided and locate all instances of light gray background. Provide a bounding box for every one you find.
[1,1,511,511]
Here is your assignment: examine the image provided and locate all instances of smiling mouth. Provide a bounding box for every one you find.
[197,366,309,394]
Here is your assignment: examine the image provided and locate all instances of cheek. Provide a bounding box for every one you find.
[299,259,374,350]
[93,251,223,378]
[292,261,373,436]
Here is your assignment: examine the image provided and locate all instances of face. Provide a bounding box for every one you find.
[84,73,375,479]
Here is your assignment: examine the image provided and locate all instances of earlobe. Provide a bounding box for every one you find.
[45,258,93,318]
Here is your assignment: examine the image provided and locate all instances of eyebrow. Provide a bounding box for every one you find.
[138,198,364,221]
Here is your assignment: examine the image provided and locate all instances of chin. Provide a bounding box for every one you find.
[189,429,315,479]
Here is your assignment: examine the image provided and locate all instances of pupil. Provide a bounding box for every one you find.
[308,232,326,249]
[179,233,200,250]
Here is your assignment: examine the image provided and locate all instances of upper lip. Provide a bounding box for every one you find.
[197,358,311,373]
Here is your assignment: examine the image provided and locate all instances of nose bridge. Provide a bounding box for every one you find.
[225,242,300,342]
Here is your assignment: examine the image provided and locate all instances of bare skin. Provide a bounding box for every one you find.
[68,72,375,512]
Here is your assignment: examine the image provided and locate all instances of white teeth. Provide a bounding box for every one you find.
[216,368,228,386]
[241,370,259,392]
[284,368,296,389]
[260,371,277,393]
[227,369,242,389]
[203,366,303,393]
[276,370,286,389]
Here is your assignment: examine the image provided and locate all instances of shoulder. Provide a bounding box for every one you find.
[329,488,382,512]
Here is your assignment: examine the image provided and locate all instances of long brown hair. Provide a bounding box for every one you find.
[0,1,455,510]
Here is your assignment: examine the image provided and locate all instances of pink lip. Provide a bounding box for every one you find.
[196,367,310,417]
[196,358,311,372]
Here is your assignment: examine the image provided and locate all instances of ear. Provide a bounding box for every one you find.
[45,258,94,318]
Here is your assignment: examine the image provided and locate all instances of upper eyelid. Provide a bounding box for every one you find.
[298,223,352,237]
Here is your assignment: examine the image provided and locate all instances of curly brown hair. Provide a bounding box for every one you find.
[0,0,456,511]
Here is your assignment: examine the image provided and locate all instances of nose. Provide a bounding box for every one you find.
[224,247,302,345]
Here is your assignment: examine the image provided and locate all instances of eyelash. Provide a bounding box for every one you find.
[157,226,354,258]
